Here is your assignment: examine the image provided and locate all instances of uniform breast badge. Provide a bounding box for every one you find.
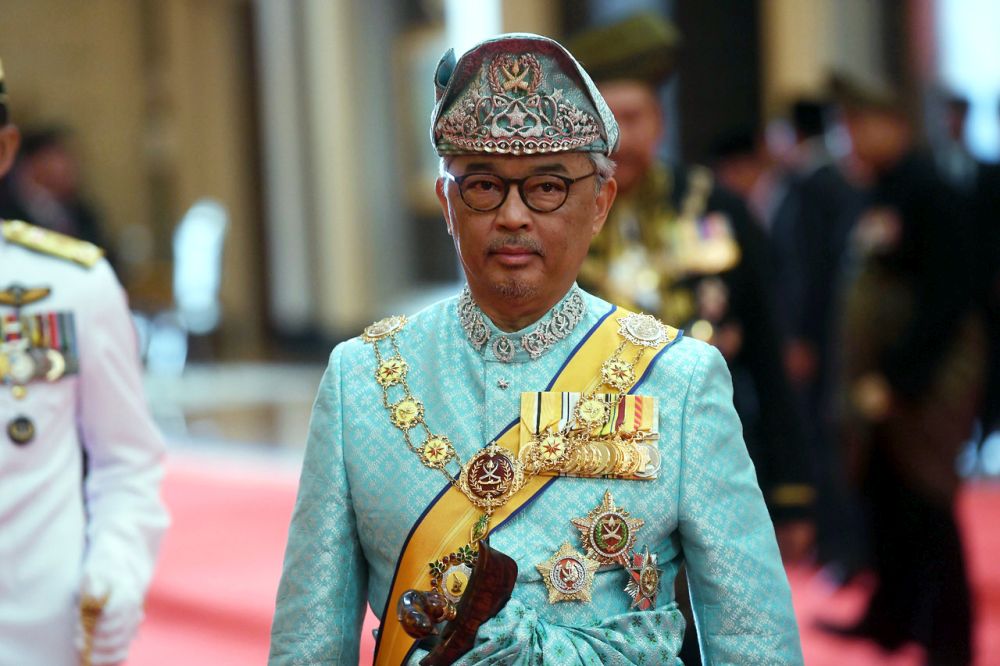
[624,546,662,610]
[571,490,644,566]
[535,542,600,604]
[537,490,661,609]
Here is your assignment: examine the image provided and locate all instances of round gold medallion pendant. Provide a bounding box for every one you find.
[419,435,455,469]
[601,358,634,392]
[390,398,424,430]
[375,356,408,387]
[457,443,524,510]
[577,397,609,426]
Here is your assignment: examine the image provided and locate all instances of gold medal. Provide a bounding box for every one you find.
[536,542,599,604]
[602,440,621,476]
[625,546,662,610]
[589,441,612,476]
[616,439,641,476]
[571,490,644,566]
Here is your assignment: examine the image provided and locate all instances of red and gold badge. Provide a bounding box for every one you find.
[457,443,525,511]
[625,546,662,610]
[571,490,644,566]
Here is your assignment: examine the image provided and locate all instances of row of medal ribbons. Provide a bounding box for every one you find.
[518,392,660,480]
[0,312,78,385]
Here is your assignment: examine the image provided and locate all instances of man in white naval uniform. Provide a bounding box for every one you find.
[0,58,168,665]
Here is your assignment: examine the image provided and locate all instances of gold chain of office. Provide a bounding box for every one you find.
[362,310,669,541]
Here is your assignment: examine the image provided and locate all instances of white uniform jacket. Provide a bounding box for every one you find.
[0,224,169,665]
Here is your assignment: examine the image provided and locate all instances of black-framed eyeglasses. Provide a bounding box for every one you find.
[442,170,598,213]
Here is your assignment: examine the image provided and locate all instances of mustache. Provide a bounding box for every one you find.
[487,236,544,256]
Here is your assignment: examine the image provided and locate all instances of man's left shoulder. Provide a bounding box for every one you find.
[632,330,719,394]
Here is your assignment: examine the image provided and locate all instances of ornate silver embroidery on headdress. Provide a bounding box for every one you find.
[458,286,586,362]
[436,52,603,156]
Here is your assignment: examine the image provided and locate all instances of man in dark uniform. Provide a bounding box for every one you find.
[827,73,984,665]
[568,13,814,548]
[768,99,868,578]
[931,92,1000,467]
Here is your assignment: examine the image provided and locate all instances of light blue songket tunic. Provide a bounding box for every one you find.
[269,287,803,665]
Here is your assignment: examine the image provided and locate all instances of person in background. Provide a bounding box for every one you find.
[931,91,1000,472]
[0,57,168,665]
[567,13,815,553]
[823,72,985,666]
[767,98,868,582]
[710,127,784,231]
[0,126,112,266]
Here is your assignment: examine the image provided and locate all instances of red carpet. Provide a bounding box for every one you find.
[127,455,1000,665]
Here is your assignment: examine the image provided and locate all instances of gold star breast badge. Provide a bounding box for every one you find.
[535,542,600,604]
[571,490,644,566]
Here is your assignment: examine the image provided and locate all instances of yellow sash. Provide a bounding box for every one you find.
[373,305,679,665]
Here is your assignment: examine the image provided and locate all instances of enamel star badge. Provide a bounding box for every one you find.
[536,542,600,604]
[624,546,662,610]
[571,490,644,566]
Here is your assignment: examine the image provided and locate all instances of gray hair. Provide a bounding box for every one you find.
[587,153,616,192]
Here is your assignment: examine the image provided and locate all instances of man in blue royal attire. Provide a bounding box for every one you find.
[269,33,802,666]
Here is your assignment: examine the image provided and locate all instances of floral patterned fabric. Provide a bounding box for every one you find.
[268,288,802,665]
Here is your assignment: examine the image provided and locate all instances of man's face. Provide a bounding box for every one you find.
[597,80,663,194]
[436,153,616,311]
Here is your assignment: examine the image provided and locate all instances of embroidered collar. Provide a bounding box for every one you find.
[458,285,586,363]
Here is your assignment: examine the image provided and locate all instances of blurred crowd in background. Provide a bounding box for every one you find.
[1,0,998,664]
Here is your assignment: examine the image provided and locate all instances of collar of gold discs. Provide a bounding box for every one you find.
[457,443,525,510]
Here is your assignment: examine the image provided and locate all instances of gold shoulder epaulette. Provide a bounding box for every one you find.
[1,220,104,268]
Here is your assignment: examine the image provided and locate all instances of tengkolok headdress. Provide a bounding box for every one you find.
[430,34,619,157]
